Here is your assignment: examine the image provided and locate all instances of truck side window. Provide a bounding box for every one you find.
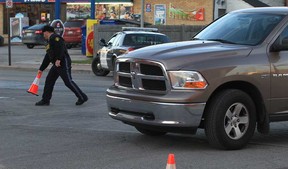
[273,26,288,50]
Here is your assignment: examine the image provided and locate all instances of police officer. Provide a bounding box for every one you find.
[35,25,88,106]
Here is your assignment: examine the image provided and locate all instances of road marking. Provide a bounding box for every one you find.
[0,97,9,99]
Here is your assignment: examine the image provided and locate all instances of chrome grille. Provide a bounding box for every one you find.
[140,64,163,76]
[115,58,169,93]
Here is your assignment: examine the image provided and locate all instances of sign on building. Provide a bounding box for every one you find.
[6,0,13,8]
[154,4,166,25]
[50,19,65,37]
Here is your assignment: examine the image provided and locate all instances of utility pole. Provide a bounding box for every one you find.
[6,0,13,66]
[91,0,95,19]
[141,0,144,27]
[55,0,60,19]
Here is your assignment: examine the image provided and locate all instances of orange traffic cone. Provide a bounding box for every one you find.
[27,72,42,96]
[166,153,176,169]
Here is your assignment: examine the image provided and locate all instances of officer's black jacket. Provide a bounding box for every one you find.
[39,33,69,71]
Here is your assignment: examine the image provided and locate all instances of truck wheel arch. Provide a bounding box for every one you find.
[204,88,257,149]
[202,81,268,134]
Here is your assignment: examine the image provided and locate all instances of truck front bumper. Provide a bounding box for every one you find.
[107,94,205,133]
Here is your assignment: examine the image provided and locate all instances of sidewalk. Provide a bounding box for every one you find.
[0,44,92,74]
[0,63,92,74]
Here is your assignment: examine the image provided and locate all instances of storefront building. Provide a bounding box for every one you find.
[64,0,214,25]
[0,0,67,35]
[134,0,213,26]
[0,0,213,36]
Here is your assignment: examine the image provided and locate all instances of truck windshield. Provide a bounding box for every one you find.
[194,12,284,45]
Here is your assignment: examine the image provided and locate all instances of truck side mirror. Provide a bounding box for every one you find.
[271,36,288,52]
[282,37,288,48]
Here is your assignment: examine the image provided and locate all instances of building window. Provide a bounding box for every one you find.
[66,3,133,20]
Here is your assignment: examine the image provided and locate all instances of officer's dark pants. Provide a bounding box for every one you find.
[42,57,86,102]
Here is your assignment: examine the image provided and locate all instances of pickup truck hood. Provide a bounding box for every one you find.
[120,40,253,70]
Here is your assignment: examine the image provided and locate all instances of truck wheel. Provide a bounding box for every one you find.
[204,89,256,150]
[135,127,167,136]
[91,57,110,76]
[27,44,34,49]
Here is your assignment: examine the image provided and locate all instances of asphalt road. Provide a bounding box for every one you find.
[2,45,288,169]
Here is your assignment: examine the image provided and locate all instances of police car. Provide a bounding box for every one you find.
[91,27,170,76]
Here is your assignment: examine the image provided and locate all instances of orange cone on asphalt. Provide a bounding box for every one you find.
[27,72,42,96]
[166,153,176,169]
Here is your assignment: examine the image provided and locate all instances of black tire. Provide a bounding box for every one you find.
[135,127,167,136]
[204,89,256,150]
[91,57,110,76]
[27,44,34,49]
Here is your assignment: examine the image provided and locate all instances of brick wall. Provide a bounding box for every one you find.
[133,0,213,26]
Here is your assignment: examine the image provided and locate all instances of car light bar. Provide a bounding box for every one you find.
[122,27,158,32]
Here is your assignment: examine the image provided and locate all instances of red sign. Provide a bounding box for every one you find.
[6,0,13,8]
[86,32,94,56]
[50,19,65,37]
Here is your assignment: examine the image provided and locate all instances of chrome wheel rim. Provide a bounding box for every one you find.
[97,62,102,70]
[224,103,249,140]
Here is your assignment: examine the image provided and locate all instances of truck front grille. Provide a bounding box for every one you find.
[115,59,169,93]
[119,76,132,88]
[140,64,163,76]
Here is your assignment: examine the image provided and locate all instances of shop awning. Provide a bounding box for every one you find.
[0,0,132,3]
[63,0,133,2]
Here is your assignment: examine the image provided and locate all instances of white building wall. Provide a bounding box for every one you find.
[226,0,285,14]
[226,0,253,13]
[260,0,285,6]
[0,5,3,36]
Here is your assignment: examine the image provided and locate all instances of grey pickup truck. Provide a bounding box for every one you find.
[106,7,288,150]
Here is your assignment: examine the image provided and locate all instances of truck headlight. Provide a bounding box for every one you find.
[168,71,208,89]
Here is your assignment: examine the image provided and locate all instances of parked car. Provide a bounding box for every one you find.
[63,19,86,49]
[22,23,47,49]
[91,27,170,76]
[106,7,288,150]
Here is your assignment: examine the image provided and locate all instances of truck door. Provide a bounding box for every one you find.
[270,26,288,114]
